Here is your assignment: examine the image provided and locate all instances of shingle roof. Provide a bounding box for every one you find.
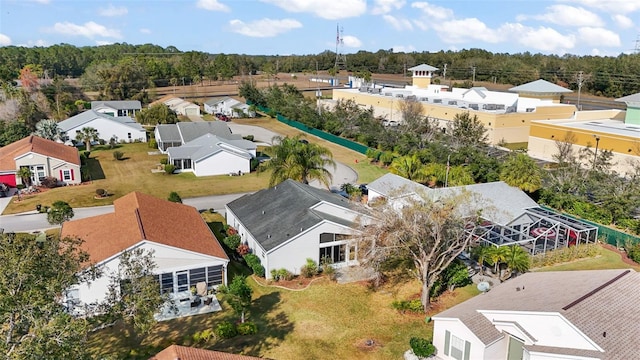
[177,122,242,143]
[167,133,254,161]
[434,269,640,359]
[226,180,361,251]
[91,100,141,110]
[408,64,439,72]
[509,79,572,94]
[205,96,238,107]
[61,192,228,265]
[615,92,640,104]
[155,124,182,143]
[150,345,264,360]
[366,173,429,199]
[58,110,145,132]
[0,135,80,171]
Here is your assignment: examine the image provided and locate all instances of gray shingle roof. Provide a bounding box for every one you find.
[226,180,361,251]
[434,269,640,359]
[205,97,237,107]
[615,92,640,104]
[91,100,141,110]
[167,133,253,160]
[509,79,572,94]
[58,110,145,132]
[155,124,182,143]
[176,122,241,143]
[366,173,429,199]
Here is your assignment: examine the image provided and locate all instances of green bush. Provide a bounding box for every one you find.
[148,138,157,149]
[626,242,640,264]
[243,135,254,141]
[271,268,293,281]
[160,157,169,165]
[300,258,318,278]
[214,321,237,339]
[410,337,436,357]
[391,299,424,313]
[531,244,600,268]
[379,151,395,166]
[112,151,124,160]
[244,253,265,277]
[164,164,176,174]
[167,191,182,203]
[570,201,613,225]
[236,321,258,335]
[224,234,241,250]
[192,328,215,343]
[366,148,382,161]
[320,256,336,280]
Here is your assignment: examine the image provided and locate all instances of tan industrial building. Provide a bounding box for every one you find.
[331,64,576,145]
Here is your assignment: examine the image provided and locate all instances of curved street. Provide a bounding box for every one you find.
[0,122,359,233]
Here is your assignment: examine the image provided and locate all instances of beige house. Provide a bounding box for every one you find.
[330,64,575,145]
[0,135,81,187]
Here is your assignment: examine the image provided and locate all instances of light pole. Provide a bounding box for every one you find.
[445,154,451,188]
[593,135,600,170]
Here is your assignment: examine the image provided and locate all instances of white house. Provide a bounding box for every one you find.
[204,97,253,118]
[58,110,148,143]
[153,96,201,116]
[91,100,142,117]
[225,179,373,279]
[432,269,640,360]
[155,122,256,176]
[60,192,229,314]
[0,135,81,187]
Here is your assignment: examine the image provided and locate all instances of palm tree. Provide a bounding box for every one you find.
[75,127,99,151]
[471,245,491,276]
[502,245,530,279]
[389,154,426,182]
[486,246,507,277]
[17,167,32,186]
[261,135,336,188]
[34,119,62,141]
[500,152,543,193]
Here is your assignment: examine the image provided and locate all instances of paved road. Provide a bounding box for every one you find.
[187,114,205,122]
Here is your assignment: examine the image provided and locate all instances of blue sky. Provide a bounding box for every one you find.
[1,0,638,56]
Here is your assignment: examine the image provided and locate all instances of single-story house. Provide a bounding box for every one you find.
[225,179,373,279]
[433,269,640,360]
[0,135,81,187]
[91,100,141,117]
[155,122,256,176]
[60,191,229,314]
[150,345,263,360]
[152,96,200,116]
[204,96,254,118]
[58,110,147,143]
[366,174,598,254]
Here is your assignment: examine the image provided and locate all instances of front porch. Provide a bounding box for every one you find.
[155,291,222,322]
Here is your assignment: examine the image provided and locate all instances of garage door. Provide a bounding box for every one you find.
[185,107,199,116]
[0,173,16,187]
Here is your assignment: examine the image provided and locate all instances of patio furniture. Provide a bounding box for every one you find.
[196,281,207,297]
[190,297,201,308]
[204,297,213,306]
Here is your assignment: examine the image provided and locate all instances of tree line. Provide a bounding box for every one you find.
[1,44,639,97]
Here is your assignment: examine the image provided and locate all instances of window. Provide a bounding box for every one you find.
[127,133,132,139]
[207,265,223,287]
[183,159,192,169]
[62,169,72,181]
[320,233,350,243]
[176,271,189,292]
[189,268,206,286]
[173,159,182,169]
[319,244,346,264]
[444,330,471,360]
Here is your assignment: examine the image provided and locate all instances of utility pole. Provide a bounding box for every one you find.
[443,64,447,81]
[577,71,584,111]
[472,66,476,83]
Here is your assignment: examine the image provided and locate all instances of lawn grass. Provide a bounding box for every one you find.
[4,119,387,214]
[87,273,477,360]
[534,244,640,272]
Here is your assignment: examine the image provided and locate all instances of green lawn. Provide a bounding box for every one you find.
[534,245,640,272]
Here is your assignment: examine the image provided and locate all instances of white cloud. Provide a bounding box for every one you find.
[502,23,576,53]
[140,28,152,34]
[612,14,634,29]
[96,40,114,46]
[28,39,48,47]
[392,45,416,53]
[260,0,366,20]
[577,27,621,46]
[436,18,502,44]
[229,18,302,37]
[561,0,640,14]
[342,35,362,47]
[196,0,230,12]
[49,21,122,39]
[371,0,405,15]
[0,33,11,46]
[98,4,128,17]
[412,19,429,31]
[383,15,413,30]
[411,2,453,21]
[520,5,603,27]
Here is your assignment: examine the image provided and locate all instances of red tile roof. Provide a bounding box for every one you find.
[150,345,263,360]
[0,135,80,171]
[61,192,228,265]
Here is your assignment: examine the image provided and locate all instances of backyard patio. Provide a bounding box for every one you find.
[155,290,222,322]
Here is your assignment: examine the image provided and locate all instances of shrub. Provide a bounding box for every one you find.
[148,138,157,149]
[271,268,293,281]
[244,254,265,277]
[320,256,336,280]
[379,151,395,166]
[626,242,640,264]
[164,164,176,174]
[227,226,238,236]
[40,176,59,188]
[214,321,237,339]
[112,151,124,160]
[192,328,215,343]
[530,244,600,268]
[236,321,258,335]
[83,151,91,159]
[167,191,182,203]
[410,337,436,357]
[17,184,25,190]
[236,244,250,256]
[95,189,107,197]
[223,234,241,250]
[366,148,382,161]
[300,258,318,278]
[391,299,424,314]
[160,158,169,165]
[243,135,254,141]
